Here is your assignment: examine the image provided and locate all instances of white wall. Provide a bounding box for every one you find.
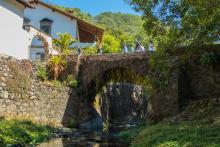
[24,4,78,39]
[0,0,30,59]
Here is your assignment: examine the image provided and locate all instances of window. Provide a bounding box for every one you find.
[40,18,53,35]
[40,24,51,34]
[23,17,31,31]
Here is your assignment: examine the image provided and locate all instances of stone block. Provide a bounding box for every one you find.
[0,91,8,99]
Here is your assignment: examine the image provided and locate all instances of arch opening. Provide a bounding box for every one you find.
[85,67,147,102]
[80,67,149,130]
[29,35,49,61]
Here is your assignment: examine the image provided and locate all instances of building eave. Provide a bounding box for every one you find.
[16,0,34,8]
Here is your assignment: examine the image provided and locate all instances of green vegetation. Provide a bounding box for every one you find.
[35,33,78,89]
[103,34,121,53]
[0,118,54,146]
[36,63,48,82]
[129,122,220,147]
[48,55,66,80]
[119,124,146,144]
[200,52,217,66]
[94,12,149,49]
[49,33,75,80]
[55,5,149,54]
[52,33,76,56]
[126,0,220,89]
[51,80,62,88]
[127,0,220,48]
[56,6,92,22]
[119,98,220,147]
[64,75,78,88]
[83,46,97,55]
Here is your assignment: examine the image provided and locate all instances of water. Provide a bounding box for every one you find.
[37,130,129,147]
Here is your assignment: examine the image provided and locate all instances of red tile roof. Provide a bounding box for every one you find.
[16,0,34,8]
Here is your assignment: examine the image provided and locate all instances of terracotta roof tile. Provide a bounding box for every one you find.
[16,0,34,8]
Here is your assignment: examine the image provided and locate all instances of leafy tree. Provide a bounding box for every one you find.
[56,6,93,22]
[94,12,144,36]
[126,0,220,89]
[83,46,98,55]
[118,34,134,48]
[49,33,75,80]
[103,34,121,53]
[126,0,220,50]
[48,55,66,80]
[94,12,148,48]
[52,33,75,56]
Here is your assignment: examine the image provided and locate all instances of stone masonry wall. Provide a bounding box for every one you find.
[148,52,220,123]
[0,56,75,127]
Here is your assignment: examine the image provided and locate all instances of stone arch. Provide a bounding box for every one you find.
[29,35,50,61]
[76,53,149,102]
[63,53,149,128]
[84,67,146,103]
[76,66,148,129]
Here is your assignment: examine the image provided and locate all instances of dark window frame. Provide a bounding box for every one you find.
[40,18,53,35]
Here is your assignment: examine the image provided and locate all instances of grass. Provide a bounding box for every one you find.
[119,98,220,147]
[0,118,54,146]
[119,123,147,144]
[128,122,220,147]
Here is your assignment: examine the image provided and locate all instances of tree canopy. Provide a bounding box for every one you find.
[102,34,121,53]
[94,12,149,50]
[126,0,220,50]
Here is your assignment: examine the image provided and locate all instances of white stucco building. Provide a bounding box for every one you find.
[0,0,104,61]
[0,0,32,59]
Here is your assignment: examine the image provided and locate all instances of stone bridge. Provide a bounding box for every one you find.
[66,52,149,101]
[62,52,150,128]
[63,45,220,128]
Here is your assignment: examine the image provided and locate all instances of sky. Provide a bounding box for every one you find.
[45,0,140,16]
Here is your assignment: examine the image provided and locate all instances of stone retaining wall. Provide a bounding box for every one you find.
[148,53,220,123]
[0,56,74,126]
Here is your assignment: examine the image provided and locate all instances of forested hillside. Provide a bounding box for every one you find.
[94,12,149,47]
[57,6,149,53]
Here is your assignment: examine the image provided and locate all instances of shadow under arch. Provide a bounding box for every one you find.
[29,35,50,61]
[68,67,148,129]
[85,67,147,104]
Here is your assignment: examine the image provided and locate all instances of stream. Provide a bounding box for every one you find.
[37,127,130,147]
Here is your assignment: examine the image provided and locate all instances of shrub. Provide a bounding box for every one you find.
[200,52,217,66]
[36,63,48,81]
[49,33,75,80]
[83,46,98,55]
[103,34,121,53]
[52,33,76,55]
[51,80,62,88]
[64,75,77,88]
[48,55,66,80]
